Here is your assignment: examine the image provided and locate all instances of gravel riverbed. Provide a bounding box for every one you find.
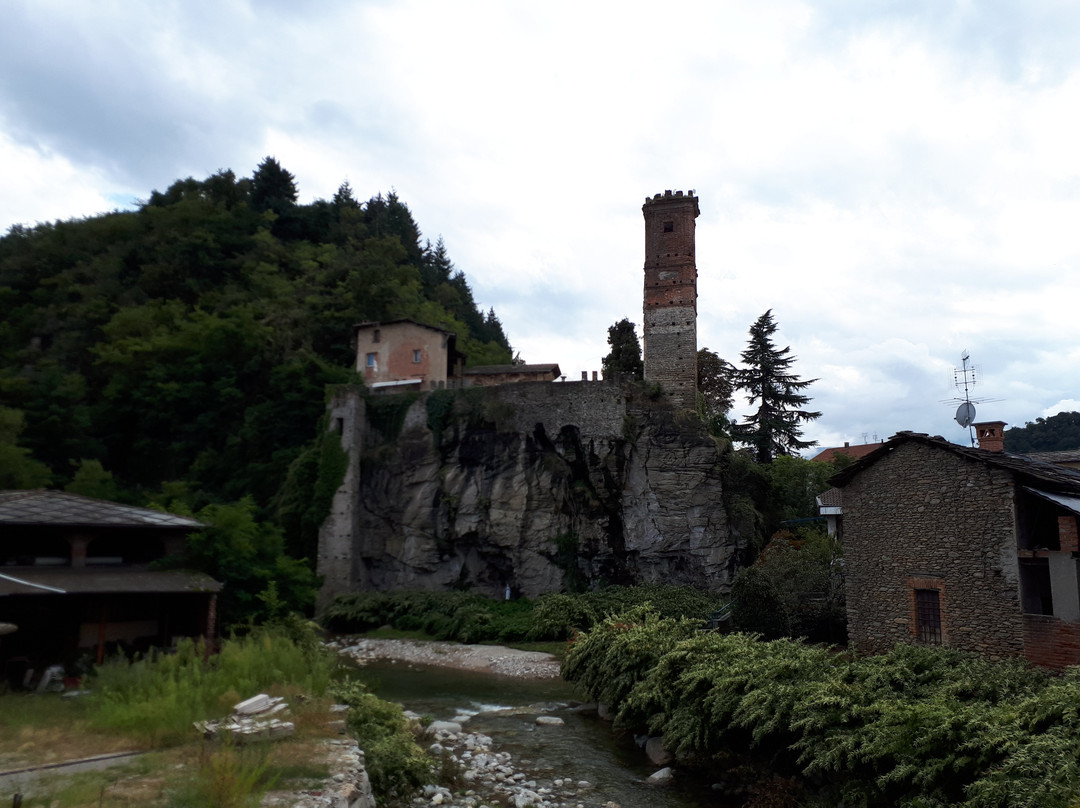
[265,638,575,807]
[331,637,564,679]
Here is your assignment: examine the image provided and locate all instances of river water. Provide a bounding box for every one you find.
[350,659,735,808]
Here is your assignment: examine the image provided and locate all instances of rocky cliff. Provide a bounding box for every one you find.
[317,382,747,607]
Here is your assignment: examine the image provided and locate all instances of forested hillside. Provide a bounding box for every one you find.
[0,158,511,619]
[1004,411,1080,453]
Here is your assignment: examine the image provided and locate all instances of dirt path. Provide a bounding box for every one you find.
[328,636,563,678]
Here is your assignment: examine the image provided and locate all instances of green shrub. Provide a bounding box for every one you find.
[166,740,278,808]
[563,612,1080,808]
[331,680,432,800]
[561,605,700,709]
[88,622,335,746]
[324,585,723,644]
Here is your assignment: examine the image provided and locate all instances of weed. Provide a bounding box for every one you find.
[165,739,278,808]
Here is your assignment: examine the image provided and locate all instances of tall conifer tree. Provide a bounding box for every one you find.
[733,310,821,463]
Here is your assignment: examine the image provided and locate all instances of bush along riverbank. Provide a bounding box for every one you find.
[321,585,726,643]
[562,605,1080,808]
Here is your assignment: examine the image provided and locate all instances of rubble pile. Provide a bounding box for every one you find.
[194,693,295,742]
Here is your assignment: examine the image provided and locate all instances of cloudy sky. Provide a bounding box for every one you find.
[4,0,1080,452]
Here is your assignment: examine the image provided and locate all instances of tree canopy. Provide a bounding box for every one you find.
[731,310,821,463]
[601,318,643,380]
[1004,411,1080,453]
[697,347,736,435]
[0,159,513,623]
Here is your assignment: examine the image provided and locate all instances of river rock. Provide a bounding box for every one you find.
[427,720,463,735]
[645,736,673,765]
[535,715,564,726]
[647,767,675,785]
[597,702,615,721]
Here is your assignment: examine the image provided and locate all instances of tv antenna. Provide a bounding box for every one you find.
[940,351,1002,447]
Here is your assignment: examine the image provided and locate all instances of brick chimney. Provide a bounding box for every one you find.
[974,421,1007,452]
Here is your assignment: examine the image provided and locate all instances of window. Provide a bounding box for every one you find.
[373,329,381,343]
[366,353,377,369]
[663,220,674,233]
[412,349,422,363]
[1020,558,1054,615]
[915,589,942,644]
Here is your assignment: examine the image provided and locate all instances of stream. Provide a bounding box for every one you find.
[350,659,738,808]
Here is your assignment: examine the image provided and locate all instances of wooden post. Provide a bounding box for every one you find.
[96,601,107,665]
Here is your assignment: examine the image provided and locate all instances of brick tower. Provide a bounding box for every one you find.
[642,189,699,409]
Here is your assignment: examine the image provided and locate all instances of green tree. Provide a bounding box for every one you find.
[0,406,52,488]
[1004,411,1080,453]
[250,156,298,214]
[602,318,643,380]
[65,458,119,500]
[732,310,821,463]
[730,526,845,642]
[697,347,736,436]
[162,498,318,628]
[766,454,836,524]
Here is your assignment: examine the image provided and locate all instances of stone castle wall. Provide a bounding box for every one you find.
[841,441,1025,660]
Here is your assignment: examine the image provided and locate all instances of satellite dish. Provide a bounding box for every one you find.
[956,402,977,428]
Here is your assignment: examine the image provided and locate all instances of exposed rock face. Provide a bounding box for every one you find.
[317,381,744,607]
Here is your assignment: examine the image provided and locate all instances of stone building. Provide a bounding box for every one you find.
[355,319,464,391]
[642,190,699,409]
[831,429,1080,668]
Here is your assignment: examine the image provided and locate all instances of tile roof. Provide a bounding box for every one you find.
[810,443,883,463]
[817,487,843,507]
[1026,450,1080,464]
[829,432,1080,495]
[353,318,456,336]
[0,490,204,529]
[0,568,222,596]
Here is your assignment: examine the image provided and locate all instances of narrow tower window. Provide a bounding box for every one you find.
[663,221,674,233]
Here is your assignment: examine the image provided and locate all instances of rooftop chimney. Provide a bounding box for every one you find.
[974,421,1007,452]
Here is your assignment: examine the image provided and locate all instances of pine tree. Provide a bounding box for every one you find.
[602,319,643,380]
[732,310,821,463]
[250,156,298,214]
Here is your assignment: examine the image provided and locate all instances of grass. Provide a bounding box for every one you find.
[1,691,342,807]
[8,737,337,808]
[1,619,348,806]
[0,692,135,769]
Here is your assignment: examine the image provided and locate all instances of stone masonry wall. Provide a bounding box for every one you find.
[841,441,1025,660]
